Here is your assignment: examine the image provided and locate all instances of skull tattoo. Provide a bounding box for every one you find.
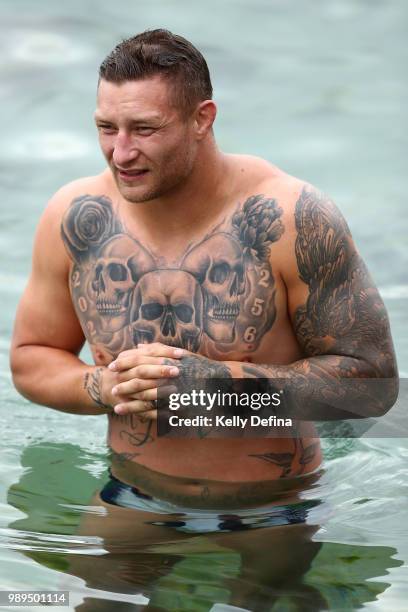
[88,234,155,332]
[130,269,204,352]
[181,233,245,343]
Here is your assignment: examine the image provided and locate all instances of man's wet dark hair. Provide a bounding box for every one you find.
[99,29,213,117]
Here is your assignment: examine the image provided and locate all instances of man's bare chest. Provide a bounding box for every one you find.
[61,193,287,363]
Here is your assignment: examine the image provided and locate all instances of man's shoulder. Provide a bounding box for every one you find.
[44,171,111,219]
[33,171,113,268]
[247,161,348,238]
[234,158,351,271]
[235,156,313,233]
[234,154,307,201]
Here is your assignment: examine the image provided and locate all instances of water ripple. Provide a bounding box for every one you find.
[9,131,92,161]
[4,30,91,65]
[0,527,106,555]
[379,285,408,299]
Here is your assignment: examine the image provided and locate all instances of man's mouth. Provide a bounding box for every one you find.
[117,168,149,182]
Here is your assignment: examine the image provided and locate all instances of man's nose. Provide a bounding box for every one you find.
[112,132,140,167]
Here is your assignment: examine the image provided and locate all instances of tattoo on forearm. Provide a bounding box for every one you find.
[293,187,398,412]
[84,367,111,410]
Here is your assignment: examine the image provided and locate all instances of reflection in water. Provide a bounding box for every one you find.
[7,443,403,611]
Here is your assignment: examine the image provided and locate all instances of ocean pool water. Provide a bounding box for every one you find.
[0,1,407,609]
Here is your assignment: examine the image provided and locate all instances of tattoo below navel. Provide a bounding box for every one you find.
[201,486,210,501]
[248,451,295,478]
[248,437,318,478]
[61,192,285,356]
[110,450,141,464]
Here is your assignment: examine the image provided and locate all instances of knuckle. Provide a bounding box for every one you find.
[130,380,140,393]
[135,365,147,377]
[138,399,156,413]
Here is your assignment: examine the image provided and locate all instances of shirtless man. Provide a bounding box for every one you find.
[10,29,398,510]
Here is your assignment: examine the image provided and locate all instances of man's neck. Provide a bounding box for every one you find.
[115,145,234,238]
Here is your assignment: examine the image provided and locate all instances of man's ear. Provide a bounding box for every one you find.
[193,100,217,139]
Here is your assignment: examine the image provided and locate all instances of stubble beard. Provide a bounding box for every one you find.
[114,155,195,204]
[116,177,167,204]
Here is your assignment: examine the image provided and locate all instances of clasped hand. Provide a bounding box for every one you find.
[106,342,186,419]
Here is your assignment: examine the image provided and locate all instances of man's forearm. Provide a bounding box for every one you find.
[169,351,398,421]
[225,354,399,420]
[10,345,116,415]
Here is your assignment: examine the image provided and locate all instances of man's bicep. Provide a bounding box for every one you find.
[12,203,85,354]
[286,186,397,376]
[12,275,85,354]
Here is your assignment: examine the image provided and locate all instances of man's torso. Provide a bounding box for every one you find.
[60,156,322,504]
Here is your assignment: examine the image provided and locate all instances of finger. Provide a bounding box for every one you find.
[133,384,178,402]
[113,368,179,397]
[109,354,169,373]
[112,378,157,397]
[136,342,185,359]
[142,409,157,420]
[108,351,143,372]
[114,400,157,420]
[113,372,177,396]
[116,363,180,383]
[128,363,180,382]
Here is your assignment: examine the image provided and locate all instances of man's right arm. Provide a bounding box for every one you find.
[10,185,118,415]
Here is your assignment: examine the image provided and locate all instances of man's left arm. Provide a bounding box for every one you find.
[225,186,399,420]
[112,186,399,420]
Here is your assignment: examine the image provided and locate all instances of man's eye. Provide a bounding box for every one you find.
[97,125,116,134]
[136,127,155,135]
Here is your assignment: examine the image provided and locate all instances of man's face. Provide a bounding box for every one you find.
[95,77,197,203]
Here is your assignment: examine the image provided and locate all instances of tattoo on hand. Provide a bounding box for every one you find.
[167,354,232,381]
